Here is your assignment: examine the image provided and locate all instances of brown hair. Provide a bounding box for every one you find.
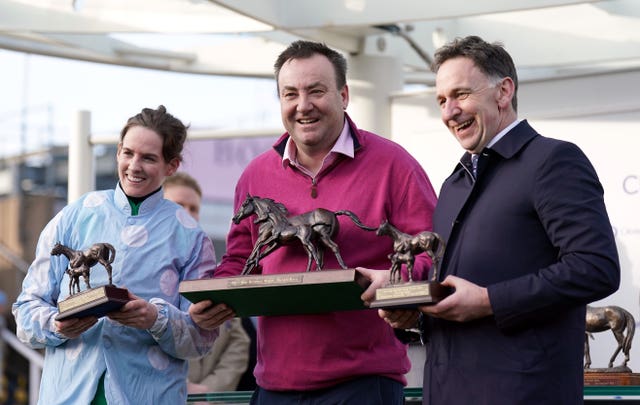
[274,40,348,91]
[163,172,202,198]
[119,105,189,163]
[432,36,519,112]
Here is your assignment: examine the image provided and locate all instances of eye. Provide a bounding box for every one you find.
[282,91,297,99]
[455,91,471,101]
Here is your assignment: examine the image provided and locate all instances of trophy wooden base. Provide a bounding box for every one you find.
[369,281,452,309]
[584,370,640,386]
[179,269,371,317]
[56,285,130,321]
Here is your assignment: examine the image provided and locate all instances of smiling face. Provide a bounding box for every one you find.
[435,57,515,154]
[117,126,179,197]
[277,53,349,162]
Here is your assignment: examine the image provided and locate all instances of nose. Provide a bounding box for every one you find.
[128,155,142,171]
[440,98,461,122]
[296,93,313,113]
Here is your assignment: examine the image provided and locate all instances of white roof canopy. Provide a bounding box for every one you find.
[1,0,639,83]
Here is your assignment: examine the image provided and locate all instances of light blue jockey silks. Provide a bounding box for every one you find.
[13,185,218,405]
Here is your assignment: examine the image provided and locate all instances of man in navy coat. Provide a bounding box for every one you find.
[363,35,620,404]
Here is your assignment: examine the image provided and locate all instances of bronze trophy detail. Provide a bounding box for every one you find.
[52,242,129,321]
[584,304,640,386]
[233,194,377,274]
[369,220,451,309]
[179,194,374,317]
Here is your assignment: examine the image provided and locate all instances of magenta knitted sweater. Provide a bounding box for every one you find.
[217,115,437,390]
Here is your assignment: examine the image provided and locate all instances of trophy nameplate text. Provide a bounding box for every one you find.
[52,242,130,321]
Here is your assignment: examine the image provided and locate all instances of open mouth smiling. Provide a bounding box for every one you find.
[126,174,145,183]
[454,118,474,132]
[298,118,319,125]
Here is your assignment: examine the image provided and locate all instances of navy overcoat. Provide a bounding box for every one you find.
[424,120,620,405]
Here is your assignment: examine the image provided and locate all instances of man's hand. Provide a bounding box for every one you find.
[107,291,158,330]
[378,308,420,330]
[189,300,234,331]
[356,267,420,329]
[420,275,492,322]
[356,267,391,304]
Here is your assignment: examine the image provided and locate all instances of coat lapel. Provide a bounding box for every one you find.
[434,120,538,243]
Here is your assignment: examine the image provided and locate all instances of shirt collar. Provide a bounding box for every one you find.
[486,118,522,149]
[281,119,354,169]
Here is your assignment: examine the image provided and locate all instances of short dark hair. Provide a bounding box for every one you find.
[119,105,189,163]
[274,40,348,90]
[163,172,202,198]
[432,36,519,111]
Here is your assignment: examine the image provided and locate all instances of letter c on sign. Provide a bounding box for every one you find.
[623,175,638,195]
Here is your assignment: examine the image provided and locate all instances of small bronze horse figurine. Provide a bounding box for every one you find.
[584,304,635,369]
[232,194,376,275]
[51,242,116,295]
[375,220,445,284]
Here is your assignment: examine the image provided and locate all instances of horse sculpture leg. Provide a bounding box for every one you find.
[406,257,415,282]
[317,234,348,269]
[66,269,75,296]
[584,332,592,369]
[388,253,401,284]
[609,329,625,368]
[99,260,113,285]
[295,228,322,271]
[82,266,92,290]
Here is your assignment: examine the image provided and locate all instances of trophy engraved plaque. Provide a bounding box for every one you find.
[584,304,640,386]
[180,269,371,317]
[370,220,452,309]
[179,194,376,316]
[52,242,129,321]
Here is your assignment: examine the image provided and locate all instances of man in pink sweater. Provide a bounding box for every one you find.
[191,40,437,404]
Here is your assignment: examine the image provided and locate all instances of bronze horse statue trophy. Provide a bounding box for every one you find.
[232,194,376,275]
[375,220,446,284]
[51,242,116,296]
[584,304,635,370]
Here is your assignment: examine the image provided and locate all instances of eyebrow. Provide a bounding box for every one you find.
[122,146,160,158]
[281,81,326,92]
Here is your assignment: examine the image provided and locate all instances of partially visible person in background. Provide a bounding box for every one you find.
[12,105,233,405]
[164,172,251,393]
[163,172,203,221]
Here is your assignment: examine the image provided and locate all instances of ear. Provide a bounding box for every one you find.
[166,158,180,177]
[341,84,349,110]
[496,77,515,111]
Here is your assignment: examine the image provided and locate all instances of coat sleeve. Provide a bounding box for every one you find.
[488,142,620,331]
[12,212,70,349]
